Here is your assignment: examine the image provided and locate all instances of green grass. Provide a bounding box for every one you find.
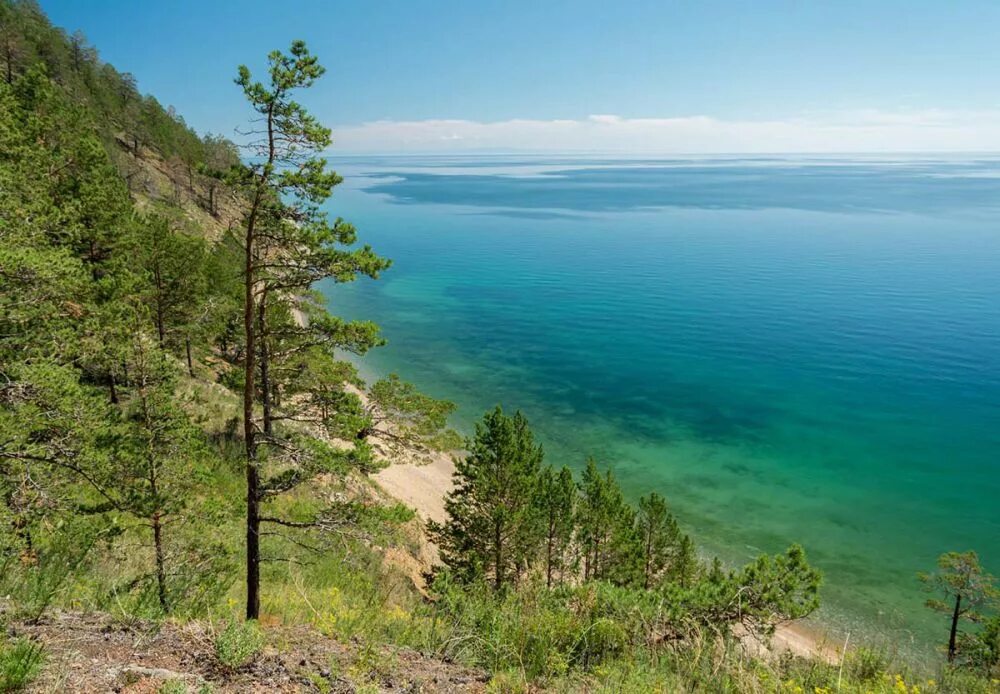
[214,619,265,670]
[0,637,45,692]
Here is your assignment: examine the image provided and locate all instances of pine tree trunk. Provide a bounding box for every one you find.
[243,197,261,621]
[948,593,962,662]
[152,511,168,612]
[108,373,119,404]
[258,290,273,438]
[546,515,555,589]
[494,519,503,592]
[185,337,194,377]
[154,266,165,347]
[245,463,260,620]
[546,536,554,589]
[244,99,277,622]
[644,533,652,589]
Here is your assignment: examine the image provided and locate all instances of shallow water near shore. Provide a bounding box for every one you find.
[319,155,1000,652]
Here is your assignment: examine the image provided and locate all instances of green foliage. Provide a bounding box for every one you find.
[126,216,210,353]
[214,619,265,670]
[537,465,576,588]
[157,679,189,694]
[0,637,44,692]
[425,569,825,688]
[962,614,1000,675]
[232,38,402,619]
[2,8,998,694]
[920,551,999,662]
[846,645,894,683]
[430,576,633,678]
[723,543,823,636]
[360,374,461,461]
[636,491,693,589]
[0,0,227,173]
[0,2,243,626]
[430,406,544,591]
[0,519,102,623]
[576,458,641,586]
[921,552,999,621]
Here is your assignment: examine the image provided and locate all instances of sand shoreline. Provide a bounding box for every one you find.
[373,450,841,664]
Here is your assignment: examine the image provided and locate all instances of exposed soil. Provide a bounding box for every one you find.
[9,610,487,693]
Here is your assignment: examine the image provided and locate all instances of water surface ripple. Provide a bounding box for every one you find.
[324,156,1000,649]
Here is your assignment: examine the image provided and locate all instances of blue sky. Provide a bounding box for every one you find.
[41,1,1000,152]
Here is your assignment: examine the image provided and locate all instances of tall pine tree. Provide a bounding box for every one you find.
[232,41,391,619]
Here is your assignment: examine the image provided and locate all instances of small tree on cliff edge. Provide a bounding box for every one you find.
[429,406,543,592]
[919,551,999,662]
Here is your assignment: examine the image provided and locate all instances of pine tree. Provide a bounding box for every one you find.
[537,465,576,587]
[919,551,999,662]
[636,492,673,589]
[356,374,461,462]
[199,132,239,216]
[577,458,609,581]
[430,406,544,591]
[103,331,207,612]
[670,533,698,588]
[1,7,239,621]
[0,2,28,84]
[727,544,822,637]
[634,491,698,589]
[0,361,109,567]
[576,458,640,585]
[128,216,209,355]
[232,41,391,619]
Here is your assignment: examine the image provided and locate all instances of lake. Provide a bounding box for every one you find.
[321,155,1000,650]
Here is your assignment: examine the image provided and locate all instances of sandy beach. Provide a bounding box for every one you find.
[374,450,455,526]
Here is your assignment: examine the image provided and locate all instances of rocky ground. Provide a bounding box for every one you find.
[9,611,487,693]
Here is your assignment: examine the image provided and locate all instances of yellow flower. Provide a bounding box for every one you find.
[386,604,409,622]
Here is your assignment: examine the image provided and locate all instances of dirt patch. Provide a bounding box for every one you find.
[9,610,487,693]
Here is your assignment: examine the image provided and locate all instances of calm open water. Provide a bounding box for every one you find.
[321,155,1000,650]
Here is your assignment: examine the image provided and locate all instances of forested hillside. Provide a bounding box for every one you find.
[1,1,998,691]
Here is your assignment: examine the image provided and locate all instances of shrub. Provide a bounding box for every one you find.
[213,619,265,670]
[0,638,45,692]
[158,679,189,694]
[846,646,893,684]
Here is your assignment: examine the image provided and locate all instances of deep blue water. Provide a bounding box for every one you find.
[321,155,1000,649]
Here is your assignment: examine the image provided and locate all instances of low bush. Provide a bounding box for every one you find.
[213,619,265,670]
[0,638,45,692]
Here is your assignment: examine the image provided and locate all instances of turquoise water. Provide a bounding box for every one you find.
[321,156,1000,650]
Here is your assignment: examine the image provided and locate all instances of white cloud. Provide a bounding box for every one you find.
[329,110,1000,154]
